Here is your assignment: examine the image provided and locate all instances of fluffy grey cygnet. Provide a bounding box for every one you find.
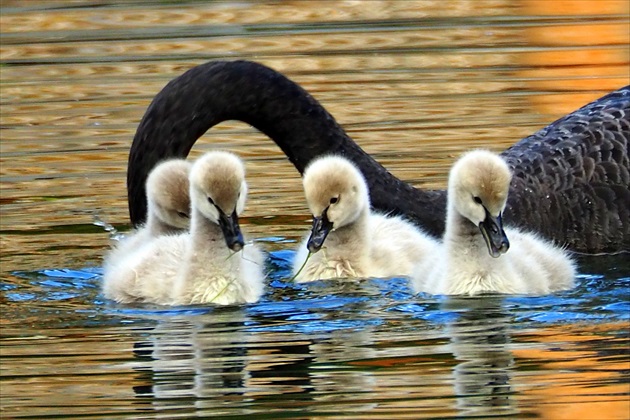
[103,151,265,305]
[412,150,576,296]
[293,155,438,282]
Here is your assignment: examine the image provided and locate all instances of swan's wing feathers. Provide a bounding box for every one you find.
[502,86,629,252]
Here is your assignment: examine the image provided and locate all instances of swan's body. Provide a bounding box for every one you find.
[293,155,437,282]
[104,159,191,269]
[103,151,265,305]
[412,150,576,296]
[127,60,629,253]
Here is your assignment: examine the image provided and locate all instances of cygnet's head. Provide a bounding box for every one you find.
[302,155,370,252]
[145,159,192,231]
[449,150,512,258]
[189,151,248,251]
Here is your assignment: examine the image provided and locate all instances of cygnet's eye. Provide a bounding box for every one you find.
[177,211,189,219]
[207,196,215,206]
[330,196,339,205]
[473,196,482,205]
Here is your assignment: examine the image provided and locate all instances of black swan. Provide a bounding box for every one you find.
[128,60,629,254]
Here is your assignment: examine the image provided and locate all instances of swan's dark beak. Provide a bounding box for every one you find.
[218,209,244,252]
[479,208,509,258]
[307,209,333,253]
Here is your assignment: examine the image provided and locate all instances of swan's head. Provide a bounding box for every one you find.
[145,159,192,230]
[302,155,370,253]
[189,151,248,252]
[449,150,512,258]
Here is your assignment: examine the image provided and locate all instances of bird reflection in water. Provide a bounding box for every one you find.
[442,296,517,417]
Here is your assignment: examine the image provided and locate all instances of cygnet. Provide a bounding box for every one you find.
[412,150,576,296]
[103,151,265,305]
[103,158,191,269]
[293,155,437,282]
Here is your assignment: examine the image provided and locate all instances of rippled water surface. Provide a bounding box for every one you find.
[1,1,629,418]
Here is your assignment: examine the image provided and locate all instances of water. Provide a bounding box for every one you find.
[1,1,629,418]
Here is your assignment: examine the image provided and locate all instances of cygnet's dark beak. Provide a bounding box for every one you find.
[479,208,510,258]
[307,208,333,253]
[218,209,244,252]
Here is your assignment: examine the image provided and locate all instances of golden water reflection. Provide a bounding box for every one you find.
[1,0,627,268]
[2,305,626,418]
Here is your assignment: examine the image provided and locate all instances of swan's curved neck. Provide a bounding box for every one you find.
[128,61,446,236]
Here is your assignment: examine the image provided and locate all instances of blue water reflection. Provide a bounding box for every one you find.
[4,248,629,329]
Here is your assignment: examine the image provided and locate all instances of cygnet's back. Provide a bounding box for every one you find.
[293,155,437,282]
[102,151,265,305]
[412,150,576,296]
[103,159,191,270]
